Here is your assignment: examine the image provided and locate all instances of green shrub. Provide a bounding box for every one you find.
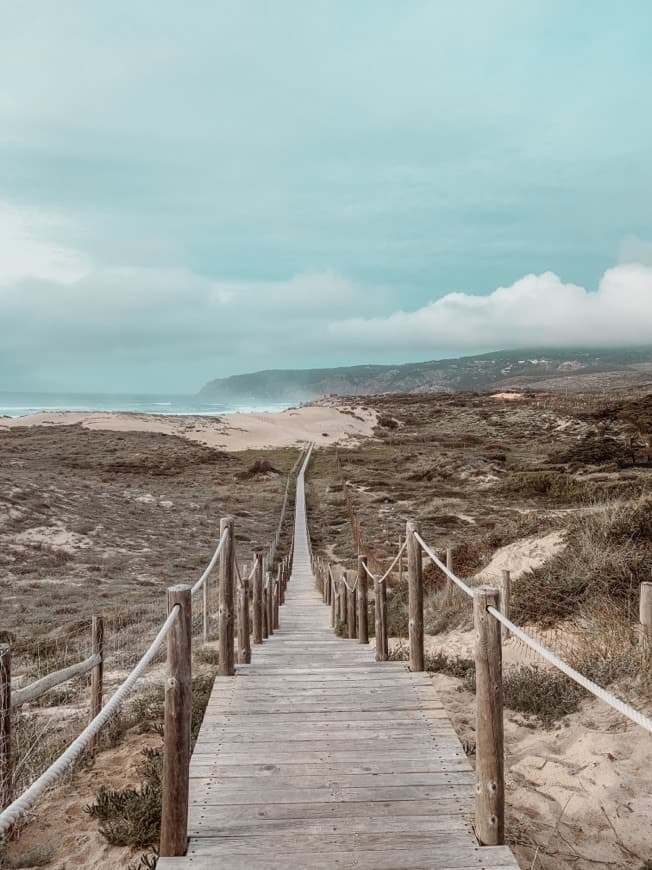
[86,672,215,849]
[425,651,476,692]
[502,666,586,726]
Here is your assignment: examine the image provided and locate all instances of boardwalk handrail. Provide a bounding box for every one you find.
[310,472,652,851]
[1,447,303,849]
[0,606,180,837]
[413,530,652,734]
[191,528,229,596]
[11,654,101,708]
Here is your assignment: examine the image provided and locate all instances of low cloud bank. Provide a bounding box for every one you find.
[329,265,652,351]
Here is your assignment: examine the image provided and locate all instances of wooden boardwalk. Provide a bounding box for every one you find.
[159,462,520,869]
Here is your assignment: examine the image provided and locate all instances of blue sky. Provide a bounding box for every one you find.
[1,0,652,391]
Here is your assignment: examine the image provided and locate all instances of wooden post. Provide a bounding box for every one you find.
[375,577,388,661]
[358,556,369,644]
[330,569,336,628]
[398,535,403,584]
[218,516,235,677]
[640,581,652,662]
[252,551,263,644]
[500,570,511,640]
[262,583,269,639]
[346,572,356,639]
[340,578,348,630]
[274,566,281,629]
[406,521,424,672]
[89,616,104,752]
[202,571,208,644]
[280,560,286,605]
[444,546,454,606]
[160,584,192,857]
[238,580,251,664]
[266,571,274,636]
[473,586,505,846]
[0,645,11,809]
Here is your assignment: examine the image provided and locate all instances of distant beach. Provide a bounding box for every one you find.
[0,391,292,419]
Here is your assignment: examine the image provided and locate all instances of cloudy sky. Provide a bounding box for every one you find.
[2,1,652,392]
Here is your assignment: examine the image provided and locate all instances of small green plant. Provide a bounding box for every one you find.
[87,672,215,849]
[425,652,476,692]
[502,666,586,726]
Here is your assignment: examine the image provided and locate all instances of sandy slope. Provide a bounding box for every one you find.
[1,402,377,451]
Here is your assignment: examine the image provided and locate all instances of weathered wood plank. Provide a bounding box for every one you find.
[165,457,519,869]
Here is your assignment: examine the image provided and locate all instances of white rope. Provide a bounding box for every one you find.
[487,606,652,734]
[248,563,257,581]
[362,540,408,585]
[415,531,652,735]
[414,532,473,598]
[191,528,228,596]
[0,606,180,836]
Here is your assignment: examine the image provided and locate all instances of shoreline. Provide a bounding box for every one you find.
[0,400,377,451]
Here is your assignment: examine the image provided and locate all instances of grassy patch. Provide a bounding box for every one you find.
[513,496,652,624]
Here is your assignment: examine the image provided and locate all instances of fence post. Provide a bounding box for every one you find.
[262,580,269,639]
[346,572,357,639]
[266,571,274,636]
[218,516,235,677]
[89,616,104,752]
[473,586,505,846]
[274,566,281,629]
[280,560,286,606]
[358,556,369,644]
[160,584,192,857]
[398,535,403,584]
[640,581,652,663]
[330,568,336,628]
[0,645,11,809]
[406,521,424,672]
[252,550,264,644]
[375,577,388,662]
[444,546,454,606]
[340,578,348,631]
[238,579,251,664]
[500,570,511,640]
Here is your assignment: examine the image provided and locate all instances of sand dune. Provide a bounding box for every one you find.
[1,402,377,451]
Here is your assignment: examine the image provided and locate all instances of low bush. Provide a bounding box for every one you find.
[502,666,586,725]
[513,496,652,624]
[86,672,215,850]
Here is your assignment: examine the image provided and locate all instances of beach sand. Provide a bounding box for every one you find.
[1,400,377,451]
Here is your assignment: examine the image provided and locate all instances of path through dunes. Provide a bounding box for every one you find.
[158,455,520,869]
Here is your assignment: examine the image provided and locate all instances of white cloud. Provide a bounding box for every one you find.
[328,265,652,351]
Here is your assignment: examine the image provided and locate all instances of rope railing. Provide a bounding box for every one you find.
[361,539,407,586]
[191,528,229,596]
[311,485,652,852]
[1,446,305,853]
[0,606,180,838]
[487,605,652,734]
[413,532,473,598]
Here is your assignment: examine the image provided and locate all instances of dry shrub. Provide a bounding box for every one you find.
[498,471,587,502]
[235,459,280,480]
[3,844,54,867]
[513,496,652,625]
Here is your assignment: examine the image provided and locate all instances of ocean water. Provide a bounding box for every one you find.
[0,392,292,419]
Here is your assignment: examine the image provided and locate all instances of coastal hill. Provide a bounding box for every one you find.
[199,347,652,402]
